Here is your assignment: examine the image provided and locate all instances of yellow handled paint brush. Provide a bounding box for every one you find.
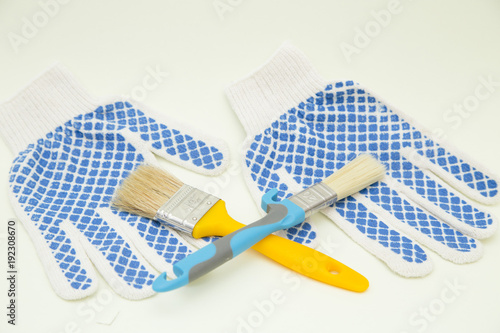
[112,155,385,292]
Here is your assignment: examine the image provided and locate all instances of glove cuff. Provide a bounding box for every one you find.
[225,43,327,136]
[0,64,98,154]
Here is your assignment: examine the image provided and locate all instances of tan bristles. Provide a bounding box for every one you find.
[322,154,386,200]
[111,165,184,219]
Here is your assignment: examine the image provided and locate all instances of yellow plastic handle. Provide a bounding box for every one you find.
[192,201,369,292]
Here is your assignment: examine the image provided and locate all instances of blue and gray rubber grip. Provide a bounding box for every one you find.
[152,189,306,293]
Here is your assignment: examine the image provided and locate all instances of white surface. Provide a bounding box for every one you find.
[0,0,499,332]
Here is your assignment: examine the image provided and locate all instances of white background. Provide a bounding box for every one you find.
[1,0,500,332]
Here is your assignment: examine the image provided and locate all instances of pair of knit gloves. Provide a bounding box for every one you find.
[0,44,497,300]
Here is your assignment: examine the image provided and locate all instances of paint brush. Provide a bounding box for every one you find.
[113,154,385,292]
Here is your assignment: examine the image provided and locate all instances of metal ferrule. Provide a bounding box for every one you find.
[154,185,219,234]
[288,183,338,218]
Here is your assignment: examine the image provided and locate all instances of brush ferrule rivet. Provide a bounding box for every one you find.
[154,185,219,234]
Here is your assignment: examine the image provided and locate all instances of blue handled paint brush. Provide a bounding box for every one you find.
[114,154,385,292]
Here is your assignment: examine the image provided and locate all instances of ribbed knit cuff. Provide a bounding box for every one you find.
[225,43,327,136]
[0,64,99,155]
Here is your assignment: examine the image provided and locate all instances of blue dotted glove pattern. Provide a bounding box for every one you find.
[245,81,497,266]
[9,101,225,293]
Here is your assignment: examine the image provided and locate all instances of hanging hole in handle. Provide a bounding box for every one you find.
[326,262,342,275]
[302,258,342,275]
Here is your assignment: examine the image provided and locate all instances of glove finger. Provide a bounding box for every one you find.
[244,145,318,245]
[371,98,499,204]
[273,167,318,244]
[322,196,433,277]
[10,203,98,300]
[62,209,159,300]
[104,206,200,275]
[11,204,158,300]
[94,100,229,176]
[387,153,497,239]
[408,122,499,205]
[361,182,483,264]
[299,83,498,204]
[9,148,100,299]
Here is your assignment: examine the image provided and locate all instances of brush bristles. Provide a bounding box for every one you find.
[112,165,184,219]
[322,154,386,200]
